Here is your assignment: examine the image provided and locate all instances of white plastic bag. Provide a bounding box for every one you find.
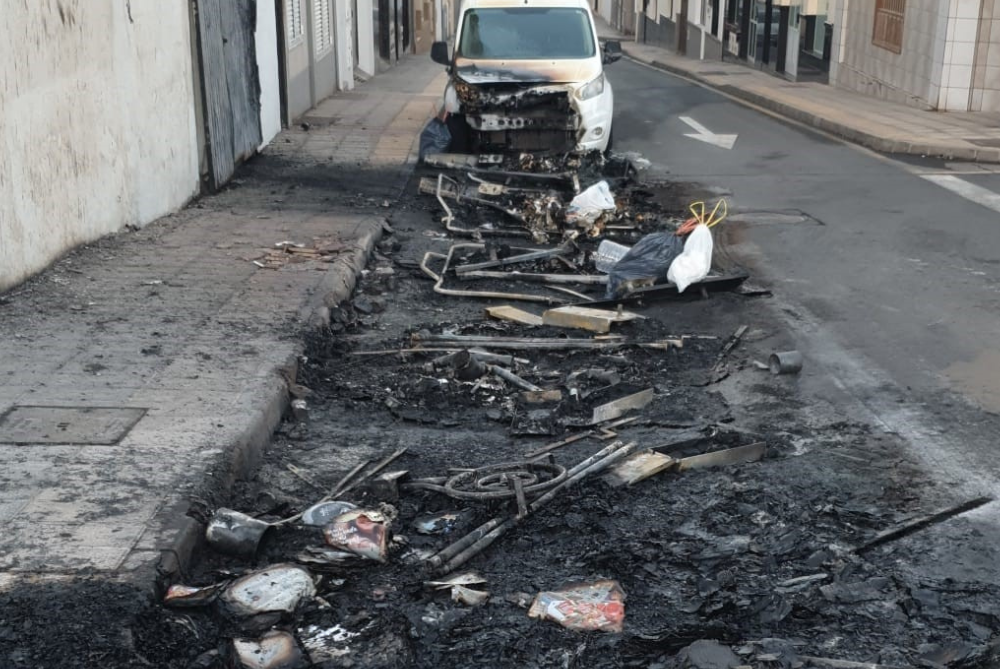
[667,224,713,293]
[565,181,616,226]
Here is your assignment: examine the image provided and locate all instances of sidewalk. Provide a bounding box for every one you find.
[613,28,1000,163]
[0,55,445,587]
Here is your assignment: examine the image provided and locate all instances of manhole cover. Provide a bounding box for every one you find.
[0,406,146,445]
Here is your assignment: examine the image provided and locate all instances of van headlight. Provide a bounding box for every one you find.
[576,73,605,101]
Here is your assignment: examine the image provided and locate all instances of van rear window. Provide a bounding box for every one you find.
[458,8,596,60]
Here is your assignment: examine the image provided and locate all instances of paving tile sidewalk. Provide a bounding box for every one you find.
[602,21,1000,163]
[0,55,445,587]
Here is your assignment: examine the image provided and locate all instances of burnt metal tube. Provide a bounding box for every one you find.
[425,440,627,569]
[430,350,523,368]
[490,365,541,391]
[434,441,638,574]
[425,517,507,569]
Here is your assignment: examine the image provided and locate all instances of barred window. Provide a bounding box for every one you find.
[872,0,905,54]
[287,0,305,46]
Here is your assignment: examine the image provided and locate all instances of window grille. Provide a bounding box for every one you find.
[872,0,905,54]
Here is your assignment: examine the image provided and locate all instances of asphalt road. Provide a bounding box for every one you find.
[608,57,1000,498]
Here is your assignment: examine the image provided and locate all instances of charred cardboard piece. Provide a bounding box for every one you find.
[563,388,654,427]
[323,510,389,562]
[604,450,676,487]
[676,441,766,471]
[451,585,490,606]
[424,572,488,589]
[296,546,359,566]
[221,565,316,618]
[425,572,490,606]
[231,630,306,669]
[520,389,563,404]
[486,305,544,326]
[605,441,766,487]
[528,580,626,632]
[163,582,226,608]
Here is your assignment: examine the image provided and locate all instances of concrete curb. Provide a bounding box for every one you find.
[305,217,386,330]
[629,51,1000,165]
[148,370,292,589]
[147,218,386,589]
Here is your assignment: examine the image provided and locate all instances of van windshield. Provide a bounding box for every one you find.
[457,8,596,60]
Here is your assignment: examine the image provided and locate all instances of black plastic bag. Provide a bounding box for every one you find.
[606,232,685,297]
[419,117,451,160]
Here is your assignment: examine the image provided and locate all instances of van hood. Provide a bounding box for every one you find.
[454,58,602,84]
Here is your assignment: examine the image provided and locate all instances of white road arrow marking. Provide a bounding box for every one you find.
[679,116,738,150]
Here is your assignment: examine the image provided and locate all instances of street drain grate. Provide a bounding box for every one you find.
[0,406,147,445]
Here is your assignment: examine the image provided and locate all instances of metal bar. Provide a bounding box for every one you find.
[676,442,765,471]
[411,332,630,350]
[459,270,608,285]
[437,442,638,574]
[454,245,571,274]
[468,167,579,188]
[350,347,529,364]
[425,517,506,569]
[712,324,748,373]
[490,365,542,392]
[524,417,639,459]
[855,497,993,555]
[524,432,594,459]
[548,285,593,301]
[430,350,527,367]
[512,475,528,519]
[420,248,563,304]
[337,447,409,497]
[427,441,628,570]
[430,174,531,239]
[271,457,373,526]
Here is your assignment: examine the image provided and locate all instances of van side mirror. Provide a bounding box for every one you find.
[431,41,450,65]
[602,40,622,64]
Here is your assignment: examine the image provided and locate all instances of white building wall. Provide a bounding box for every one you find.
[962,0,1000,111]
[333,0,356,90]
[599,0,615,26]
[0,0,199,292]
[690,0,703,25]
[257,0,283,144]
[833,0,948,109]
[356,0,377,77]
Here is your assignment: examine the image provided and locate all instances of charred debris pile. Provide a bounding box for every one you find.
[416,150,744,306]
[157,153,1000,669]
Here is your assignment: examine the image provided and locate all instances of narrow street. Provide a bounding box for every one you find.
[8,1,1000,668]
[133,59,1000,667]
[4,44,1000,669]
[614,56,1000,491]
